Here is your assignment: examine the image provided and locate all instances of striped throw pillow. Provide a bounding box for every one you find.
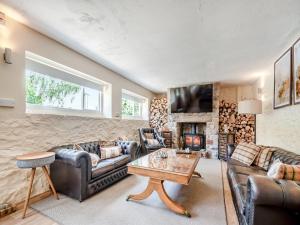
[283,164,300,181]
[100,146,122,159]
[73,144,100,167]
[144,133,154,139]
[147,139,160,145]
[253,147,274,170]
[267,160,300,181]
[231,142,260,166]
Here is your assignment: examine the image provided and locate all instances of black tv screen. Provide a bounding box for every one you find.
[170,84,213,113]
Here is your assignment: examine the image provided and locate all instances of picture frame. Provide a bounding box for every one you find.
[292,38,300,104]
[273,48,292,109]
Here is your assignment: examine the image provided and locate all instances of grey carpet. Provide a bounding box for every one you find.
[32,159,226,225]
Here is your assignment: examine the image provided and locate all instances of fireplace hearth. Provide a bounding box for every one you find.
[180,123,206,150]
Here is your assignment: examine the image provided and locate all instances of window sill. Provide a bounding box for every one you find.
[121,115,148,121]
[26,104,105,118]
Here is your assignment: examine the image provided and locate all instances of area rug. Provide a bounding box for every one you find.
[31,159,226,225]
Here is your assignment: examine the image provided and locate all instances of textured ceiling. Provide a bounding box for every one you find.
[1,0,300,93]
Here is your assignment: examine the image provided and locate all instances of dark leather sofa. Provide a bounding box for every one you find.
[138,128,165,154]
[49,141,137,201]
[227,144,300,225]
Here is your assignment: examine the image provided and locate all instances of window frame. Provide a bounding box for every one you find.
[121,89,149,120]
[25,51,107,117]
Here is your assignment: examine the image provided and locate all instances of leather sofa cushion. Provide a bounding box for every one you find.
[104,155,130,169]
[92,161,114,178]
[91,155,130,178]
[228,158,266,174]
[145,144,162,150]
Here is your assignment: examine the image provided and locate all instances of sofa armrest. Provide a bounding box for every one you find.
[247,175,300,210]
[55,148,92,168]
[117,141,138,160]
[246,175,300,225]
[50,149,92,201]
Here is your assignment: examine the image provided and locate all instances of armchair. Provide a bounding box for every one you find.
[138,128,166,154]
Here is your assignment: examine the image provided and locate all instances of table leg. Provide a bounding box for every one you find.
[22,168,36,219]
[127,179,154,201]
[193,171,202,178]
[42,166,59,200]
[127,178,191,217]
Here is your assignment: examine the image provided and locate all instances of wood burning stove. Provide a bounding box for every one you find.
[180,123,206,150]
[184,134,205,150]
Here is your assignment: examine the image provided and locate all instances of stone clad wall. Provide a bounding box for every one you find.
[0,114,148,205]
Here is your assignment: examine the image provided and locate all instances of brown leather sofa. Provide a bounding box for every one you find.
[49,141,137,201]
[227,144,300,225]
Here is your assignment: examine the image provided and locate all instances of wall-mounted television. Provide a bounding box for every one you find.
[170,84,213,113]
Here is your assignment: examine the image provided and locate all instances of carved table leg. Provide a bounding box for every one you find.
[193,171,202,178]
[42,166,59,200]
[127,178,191,217]
[127,179,154,201]
[22,168,36,219]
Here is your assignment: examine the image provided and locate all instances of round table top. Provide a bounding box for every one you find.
[16,152,55,161]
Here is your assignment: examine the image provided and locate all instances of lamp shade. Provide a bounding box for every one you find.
[238,99,262,114]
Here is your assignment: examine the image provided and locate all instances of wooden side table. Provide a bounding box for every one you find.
[16,152,59,218]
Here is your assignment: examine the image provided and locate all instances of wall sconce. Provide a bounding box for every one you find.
[4,48,12,64]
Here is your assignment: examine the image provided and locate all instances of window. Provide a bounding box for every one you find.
[25,52,105,115]
[122,89,148,120]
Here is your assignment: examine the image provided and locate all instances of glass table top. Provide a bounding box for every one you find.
[128,148,200,175]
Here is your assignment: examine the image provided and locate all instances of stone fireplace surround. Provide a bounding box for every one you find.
[167,83,220,158]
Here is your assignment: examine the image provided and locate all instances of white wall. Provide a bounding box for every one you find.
[0,16,154,118]
[256,73,300,154]
[0,16,154,205]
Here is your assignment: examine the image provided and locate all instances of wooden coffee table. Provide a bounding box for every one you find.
[126,148,201,217]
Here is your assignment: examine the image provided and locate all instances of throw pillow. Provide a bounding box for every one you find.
[99,140,116,147]
[73,143,84,151]
[100,146,122,159]
[282,164,300,181]
[231,142,260,166]
[144,133,154,139]
[147,139,160,145]
[267,159,284,179]
[73,144,100,167]
[89,153,101,167]
[253,146,275,170]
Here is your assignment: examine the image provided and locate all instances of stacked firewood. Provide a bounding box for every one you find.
[219,100,255,144]
[149,97,168,131]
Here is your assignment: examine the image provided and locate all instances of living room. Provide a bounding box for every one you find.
[0,1,300,225]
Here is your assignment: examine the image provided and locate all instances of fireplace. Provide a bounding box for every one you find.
[179,123,206,150]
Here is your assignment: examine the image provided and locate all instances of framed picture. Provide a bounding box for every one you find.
[274,48,292,109]
[293,38,300,104]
